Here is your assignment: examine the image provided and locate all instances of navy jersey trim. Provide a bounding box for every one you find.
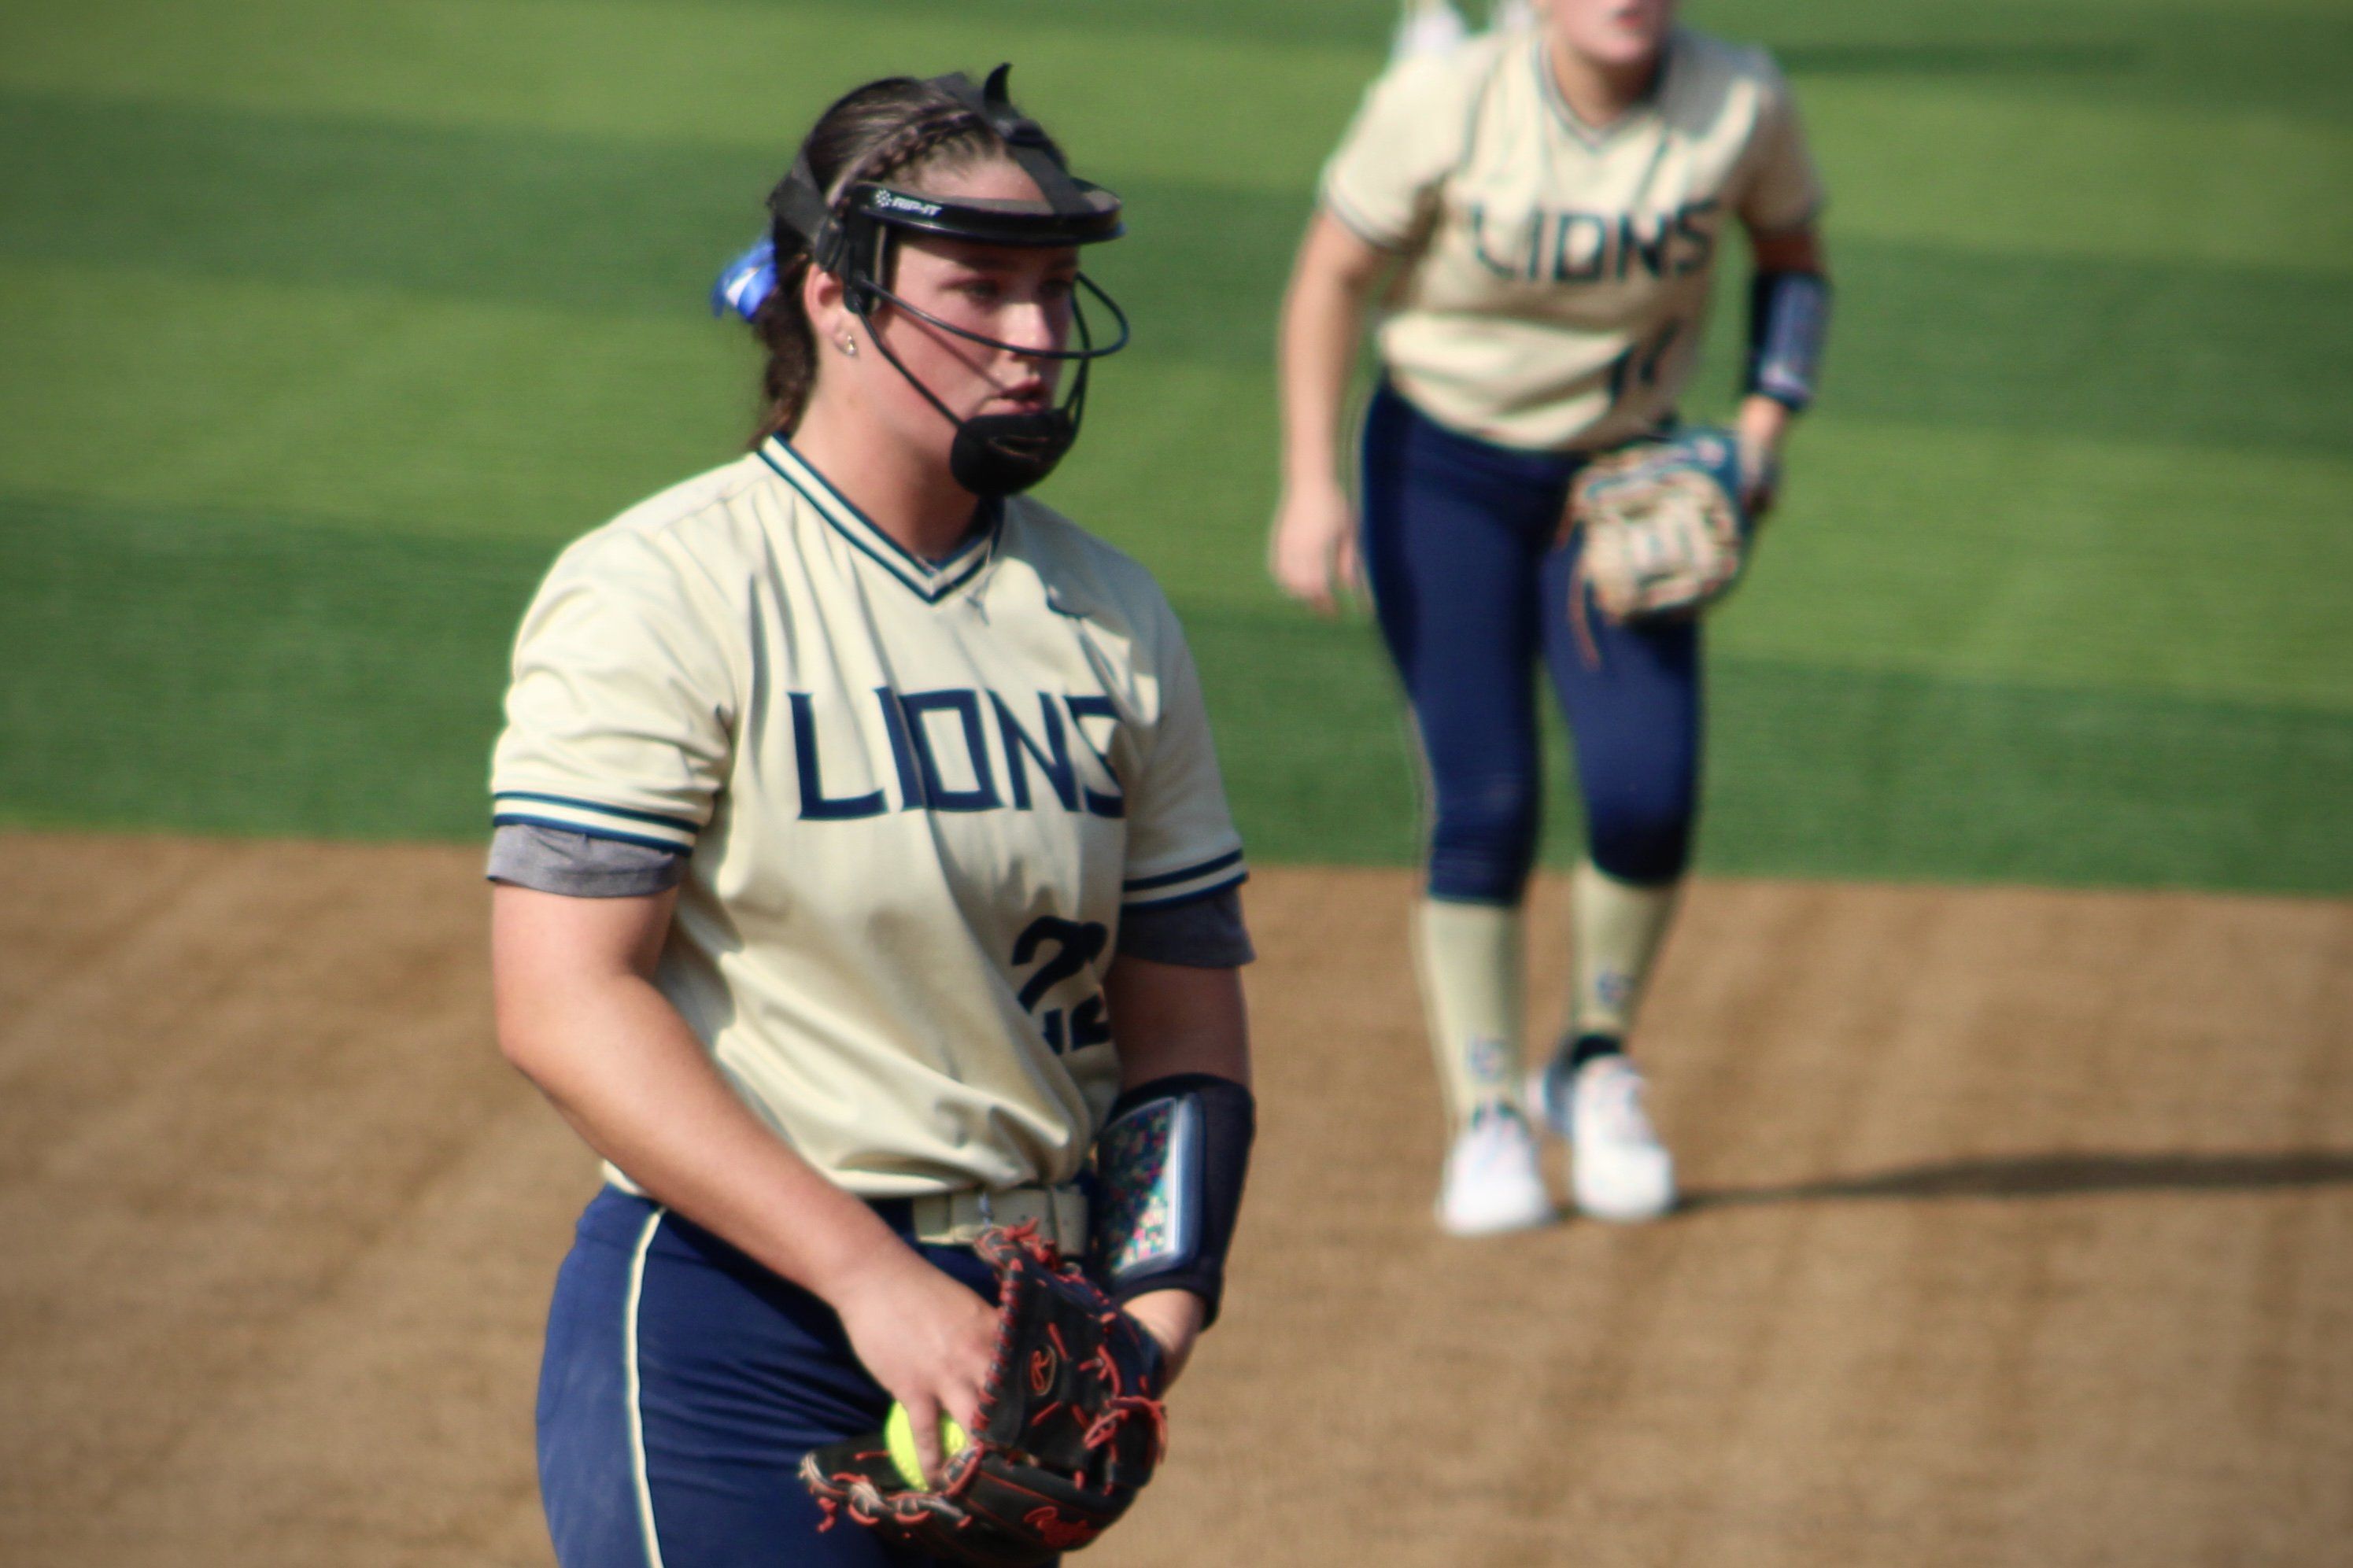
[494,791,702,832]
[1124,870,1249,910]
[1123,848,1246,892]
[759,438,999,603]
[1532,30,1676,149]
[493,814,695,854]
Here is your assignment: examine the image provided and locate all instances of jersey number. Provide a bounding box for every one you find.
[1605,318,1683,411]
[1012,915,1111,1056]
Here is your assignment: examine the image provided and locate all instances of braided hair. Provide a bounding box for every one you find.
[750,78,1066,444]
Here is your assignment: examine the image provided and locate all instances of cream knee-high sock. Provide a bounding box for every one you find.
[1413,898,1524,1133]
[1568,859,1681,1041]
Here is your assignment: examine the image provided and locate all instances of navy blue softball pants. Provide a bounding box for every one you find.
[535,1186,1039,1568]
[1358,383,1701,902]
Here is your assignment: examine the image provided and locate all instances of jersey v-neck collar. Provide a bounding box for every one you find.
[1532,31,1677,149]
[759,437,1001,605]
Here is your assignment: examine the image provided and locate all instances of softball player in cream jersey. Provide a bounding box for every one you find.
[1270,0,1830,1232]
[493,69,1255,1566]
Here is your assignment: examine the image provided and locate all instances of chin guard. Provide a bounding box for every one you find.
[721,64,1131,496]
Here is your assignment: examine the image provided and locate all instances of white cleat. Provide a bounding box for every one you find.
[1541,1054,1677,1223]
[1436,1103,1557,1236]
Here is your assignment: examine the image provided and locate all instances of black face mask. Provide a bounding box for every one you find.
[846,264,1125,498]
[765,65,1132,498]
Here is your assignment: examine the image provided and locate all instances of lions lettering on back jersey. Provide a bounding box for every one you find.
[1323,28,1826,451]
[491,439,1246,1197]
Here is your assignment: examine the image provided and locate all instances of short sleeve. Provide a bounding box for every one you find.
[1319,51,1476,251]
[489,528,736,853]
[1736,55,1827,237]
[1119,603,1247,912]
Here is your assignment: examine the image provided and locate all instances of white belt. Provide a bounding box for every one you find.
[906,1185,1089,1255]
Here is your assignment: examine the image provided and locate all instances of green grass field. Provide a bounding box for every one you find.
[3,0,2348,890]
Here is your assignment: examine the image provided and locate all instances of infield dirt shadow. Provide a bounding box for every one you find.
[1,838,2346,1566]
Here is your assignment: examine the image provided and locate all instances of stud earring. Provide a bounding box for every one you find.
[839,334,858,357]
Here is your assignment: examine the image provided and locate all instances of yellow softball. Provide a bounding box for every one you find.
[884,1403,970,1489]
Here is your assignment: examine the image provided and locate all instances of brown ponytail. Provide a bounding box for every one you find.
[748,78,1066,445]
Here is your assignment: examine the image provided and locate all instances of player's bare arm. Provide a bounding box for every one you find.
[1099,952,1252,1382]
[1269,212,1392,614]
[490,884,999,1451]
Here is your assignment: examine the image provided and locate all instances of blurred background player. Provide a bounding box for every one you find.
[1268,0,1830,1232]
[1395,0,1540,59]
[1393,0,1472,59]
[491,69,1255,1563]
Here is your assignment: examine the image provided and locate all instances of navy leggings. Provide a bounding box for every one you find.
[536,1186,1040,1567]
[1358,383,1701,902]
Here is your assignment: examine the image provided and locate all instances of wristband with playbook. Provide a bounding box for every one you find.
[1088,1073,1254,1326]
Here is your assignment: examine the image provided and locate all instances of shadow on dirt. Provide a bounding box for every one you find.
[1681,1150,2353,1211]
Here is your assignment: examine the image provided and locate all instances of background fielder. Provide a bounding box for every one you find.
[1270,0,1830,1232]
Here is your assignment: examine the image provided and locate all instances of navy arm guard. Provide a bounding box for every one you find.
[1744,270,1831,411]
[1089,1073,1254,1326]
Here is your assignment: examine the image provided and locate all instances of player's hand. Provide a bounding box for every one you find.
[1737,439,1780,520]
[829,1242,999,1486]
[1268,481,1363,615]
[1119,1287,1207,1389]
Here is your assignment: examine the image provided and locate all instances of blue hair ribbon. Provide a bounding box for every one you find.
[711,236,778,321]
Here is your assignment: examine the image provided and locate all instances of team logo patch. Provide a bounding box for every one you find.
[1025,1507,1100,1549]
[871,190,945,218]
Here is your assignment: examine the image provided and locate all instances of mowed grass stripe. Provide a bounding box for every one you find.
[0,0,1375,194]
[0,264,752,548]
[0,498,542,840]
[1712,417,2353,714]
[8,0,2336,96]
[1796,77,2352,271]
[6,259,2350,714]
[1191,604,2353,891]
[1065,385,2353,717]
[1698,651,2353,893]
[7,0,2349,265]
[6,0,2345,891]
[7,92,2350,458]
[4,496,2345,891]
[1715,0,2353,123]
[631,0,2353,114]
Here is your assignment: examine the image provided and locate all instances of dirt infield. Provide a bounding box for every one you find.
[2,835,2347,1566]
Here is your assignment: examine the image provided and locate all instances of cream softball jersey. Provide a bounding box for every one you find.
[491,439,1247,1199]
[1321,26,1826,451]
